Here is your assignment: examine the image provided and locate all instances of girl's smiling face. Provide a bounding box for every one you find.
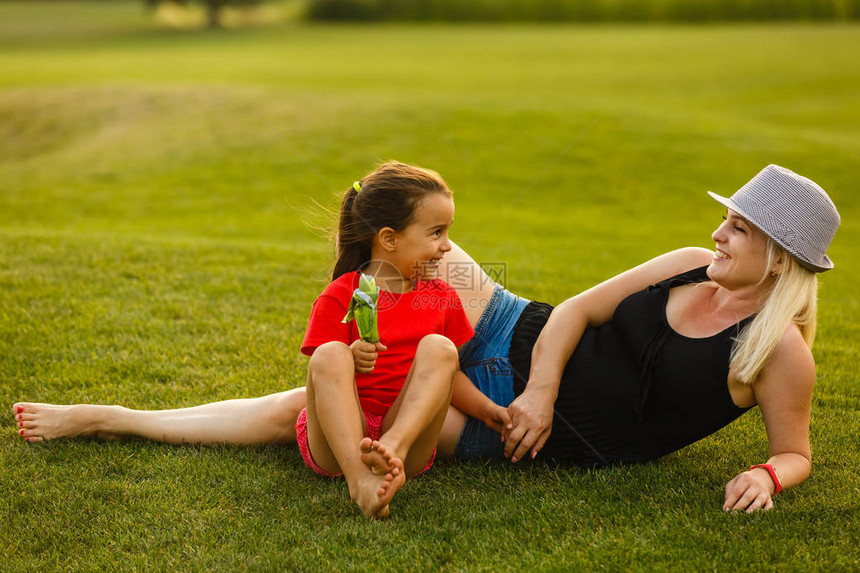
[368,193,455,289]
[707,209,773,291]
[391,194,455,281]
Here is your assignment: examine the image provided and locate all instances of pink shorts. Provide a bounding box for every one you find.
[295,408,435,478]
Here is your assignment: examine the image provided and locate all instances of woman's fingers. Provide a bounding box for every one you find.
[724,481,770,513]
[510,430,537,463]
[503,421,534,460]
[509,425,545,462]
[723,476,745,511]
[530,427,551,459]
[729,488,759,512]
[503,424,524,457]
[744,492,772,513]
[724,469,775,512]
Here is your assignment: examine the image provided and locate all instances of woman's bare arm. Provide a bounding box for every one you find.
[723,324,814,512]
[504,247,715,461]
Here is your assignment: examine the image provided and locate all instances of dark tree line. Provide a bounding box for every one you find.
[145,0,263,28]
[306,0,858,22]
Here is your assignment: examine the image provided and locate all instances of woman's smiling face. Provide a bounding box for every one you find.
[706,209,773,291]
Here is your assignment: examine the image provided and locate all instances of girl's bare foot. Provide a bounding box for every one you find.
[351,457,406,519]
[11,402,116,442]
[359,437,400,475]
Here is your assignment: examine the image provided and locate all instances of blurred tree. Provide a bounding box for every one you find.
[145,0,263,28]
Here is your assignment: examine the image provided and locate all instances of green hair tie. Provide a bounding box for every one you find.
[353,181,361,193]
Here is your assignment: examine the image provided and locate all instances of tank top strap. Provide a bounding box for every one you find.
[657,265,711,291]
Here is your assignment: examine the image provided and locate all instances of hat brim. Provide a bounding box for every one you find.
[707,191,833,272]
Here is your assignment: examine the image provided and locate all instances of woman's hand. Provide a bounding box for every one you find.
[503,386,555,462]
[723,468,776,513]
[350,340,387,373]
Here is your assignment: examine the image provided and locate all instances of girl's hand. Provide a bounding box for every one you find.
[482,403,513,434]
[723,468,776,513]
[350,340,387,373]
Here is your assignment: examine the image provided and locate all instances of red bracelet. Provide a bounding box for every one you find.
[750,464,783,495]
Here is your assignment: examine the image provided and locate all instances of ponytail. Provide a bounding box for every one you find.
[333,185,372,279]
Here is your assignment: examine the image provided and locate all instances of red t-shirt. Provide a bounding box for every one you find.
[301,272,474,415]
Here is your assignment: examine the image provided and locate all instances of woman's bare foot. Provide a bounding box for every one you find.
[351,457,406,519]
[359,437,400,475]
[11,402,116,442]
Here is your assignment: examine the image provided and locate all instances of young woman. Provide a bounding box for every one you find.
[14,164,840,514]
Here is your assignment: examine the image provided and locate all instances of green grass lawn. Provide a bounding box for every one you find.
[1,2,859,570]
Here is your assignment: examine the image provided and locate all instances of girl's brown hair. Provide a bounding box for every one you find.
[333,161,452,280]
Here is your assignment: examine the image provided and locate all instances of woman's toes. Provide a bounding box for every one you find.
[20,427,39,438]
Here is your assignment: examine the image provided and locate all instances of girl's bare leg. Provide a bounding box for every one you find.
[12,388,306,446]
[439,242,497,328]
[437,406,467,458]
[304,342,404,519]
[360,334,458,477]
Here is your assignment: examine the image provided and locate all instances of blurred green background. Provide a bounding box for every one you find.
[1,1,858,570]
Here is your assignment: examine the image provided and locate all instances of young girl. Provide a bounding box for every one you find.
[297,161,475,519]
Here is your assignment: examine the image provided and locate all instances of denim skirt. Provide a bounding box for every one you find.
[455,284,530,459]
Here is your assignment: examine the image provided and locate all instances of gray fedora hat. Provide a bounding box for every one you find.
[708,164,840,272]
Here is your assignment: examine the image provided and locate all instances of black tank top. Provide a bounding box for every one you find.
[509,266,754,467]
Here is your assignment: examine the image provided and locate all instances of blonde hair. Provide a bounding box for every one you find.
[730,240,818,384]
